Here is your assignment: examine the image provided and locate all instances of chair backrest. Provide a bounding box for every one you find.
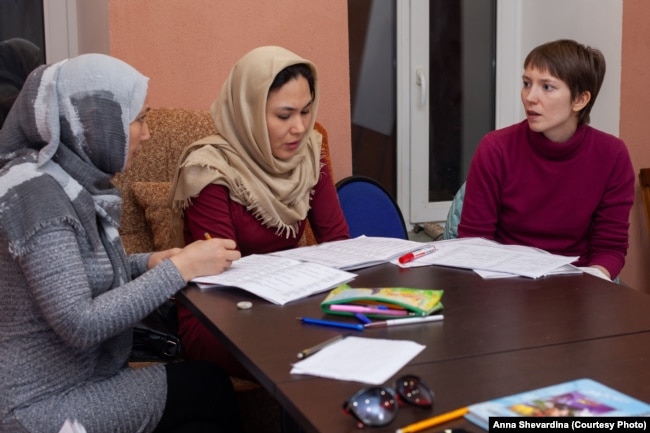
[335,176,408,239]
[443,182,466,240]
[639,169,650,236]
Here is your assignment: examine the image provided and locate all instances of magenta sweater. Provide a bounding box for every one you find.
[458,120,634,278]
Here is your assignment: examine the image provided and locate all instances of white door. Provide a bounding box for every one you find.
[397,0,504,225]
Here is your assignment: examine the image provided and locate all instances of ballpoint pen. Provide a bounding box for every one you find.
[296,334,346,359]
[395,407,469,433]
[364,314,444,328]
[298,317,364,331]
[398,244,437,264]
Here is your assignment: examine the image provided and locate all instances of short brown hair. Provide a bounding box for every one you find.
[524,39,606,125]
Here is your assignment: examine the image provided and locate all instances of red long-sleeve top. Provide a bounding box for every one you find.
[182,155,349,252]
[458,120,634,278]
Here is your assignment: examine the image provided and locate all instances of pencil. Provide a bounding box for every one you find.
[296,334,345,359]
[204,232,212,240]
[395,407,468,433]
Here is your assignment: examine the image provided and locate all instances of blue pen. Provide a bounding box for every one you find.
[298,317,364,331]
[354,313,372,324]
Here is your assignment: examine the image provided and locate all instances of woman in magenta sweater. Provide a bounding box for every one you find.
[168,46,349,377]
[458,39,634,281]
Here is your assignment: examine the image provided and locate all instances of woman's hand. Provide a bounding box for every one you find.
[148,248,183,269]
[169,238,241,282]
[590,265,611,280]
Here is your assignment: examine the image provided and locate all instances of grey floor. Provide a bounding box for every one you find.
[408,230,434,242]
[408,221,444,243]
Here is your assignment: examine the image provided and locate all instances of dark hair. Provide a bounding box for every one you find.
[524,39,605,125]
[269,63,315,98]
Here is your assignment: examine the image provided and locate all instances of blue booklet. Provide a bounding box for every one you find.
[465,378,650,431]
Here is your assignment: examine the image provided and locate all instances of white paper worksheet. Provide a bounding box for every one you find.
[290,336,425,385]
[192,254,356,305]
[271,235,426,270]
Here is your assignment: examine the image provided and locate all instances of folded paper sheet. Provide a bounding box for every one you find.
[290,336,425,385]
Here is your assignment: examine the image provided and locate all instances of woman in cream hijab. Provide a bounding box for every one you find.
[169,46,349,377]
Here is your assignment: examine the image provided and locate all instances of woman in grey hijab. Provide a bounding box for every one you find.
[0,53,243,433]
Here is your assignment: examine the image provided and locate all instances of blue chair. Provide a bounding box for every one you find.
[335,176,408,239]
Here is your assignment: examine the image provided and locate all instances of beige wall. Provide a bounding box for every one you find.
[620,0,650,292]
[108,0,352,181]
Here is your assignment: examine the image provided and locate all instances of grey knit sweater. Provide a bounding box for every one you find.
[0,54,189,433]
[0,224,186,433]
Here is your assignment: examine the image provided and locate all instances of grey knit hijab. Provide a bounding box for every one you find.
[0,53,149,287]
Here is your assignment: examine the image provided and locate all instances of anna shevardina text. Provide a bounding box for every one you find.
[489,417,647,432]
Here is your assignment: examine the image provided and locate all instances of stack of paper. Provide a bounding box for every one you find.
[396,237,579,279]
[192,254,356,305]
[271,235,425,270]
[191,236,428,305]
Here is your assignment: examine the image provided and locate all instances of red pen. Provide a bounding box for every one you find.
[398,245,437,264]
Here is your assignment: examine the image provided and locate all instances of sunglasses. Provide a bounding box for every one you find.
[342,374,434,428]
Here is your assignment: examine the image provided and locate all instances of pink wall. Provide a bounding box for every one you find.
[620,0,650,292]
[108,0,352,181]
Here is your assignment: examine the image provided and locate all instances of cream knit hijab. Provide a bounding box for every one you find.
[169,46,322,243]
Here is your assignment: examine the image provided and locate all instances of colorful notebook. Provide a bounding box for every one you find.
[465,378,650,431]
[320,284,443,318]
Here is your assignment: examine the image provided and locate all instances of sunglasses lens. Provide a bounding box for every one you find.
[344,386,398,427]
[396,375,434,407]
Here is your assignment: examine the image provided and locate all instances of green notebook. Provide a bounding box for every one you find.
[320,284,443,318]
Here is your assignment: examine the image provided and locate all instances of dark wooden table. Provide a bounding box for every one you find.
[277,331,650,433]
[178,263,650,433]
